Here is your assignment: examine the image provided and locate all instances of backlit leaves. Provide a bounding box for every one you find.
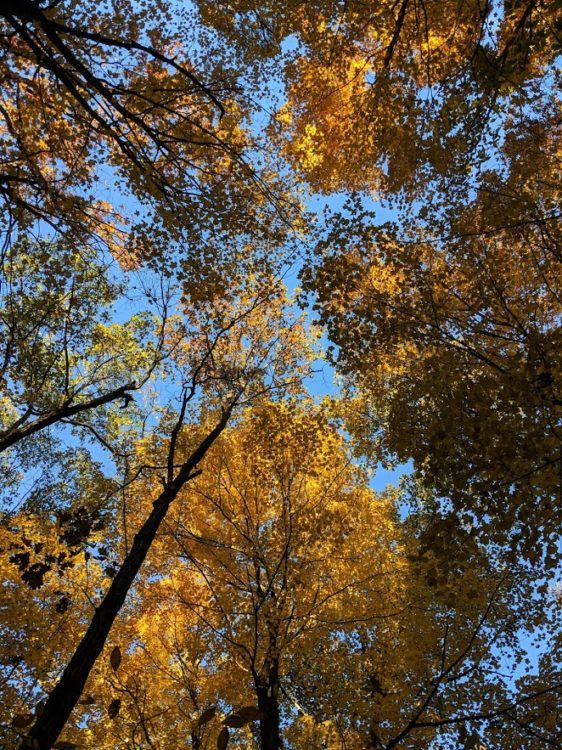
[109,647,121,673]
[197,706,216,726]
[223,706,264,726]
[107,699,121,720]
[2,2,562,750]
[216,726,229,750]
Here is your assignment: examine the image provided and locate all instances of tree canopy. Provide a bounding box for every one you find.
[1,1,562,749]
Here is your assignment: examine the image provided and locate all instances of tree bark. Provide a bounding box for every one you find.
[19,408,232,750]
[256,658,282,750]
[0,382,136,453]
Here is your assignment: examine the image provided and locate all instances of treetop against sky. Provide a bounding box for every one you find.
[1,1,561,749]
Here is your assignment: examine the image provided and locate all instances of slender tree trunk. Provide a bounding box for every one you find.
[20,409,232,750]
[256,658,282,750]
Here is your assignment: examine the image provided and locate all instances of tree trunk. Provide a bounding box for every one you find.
[256,658,282,750]
[19,409,232,750]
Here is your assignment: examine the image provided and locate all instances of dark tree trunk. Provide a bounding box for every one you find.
[0,382,136,453]
[256,658,282,750]
[19,409,232,750]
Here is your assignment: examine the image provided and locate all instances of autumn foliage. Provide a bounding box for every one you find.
[1,2,562,749]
